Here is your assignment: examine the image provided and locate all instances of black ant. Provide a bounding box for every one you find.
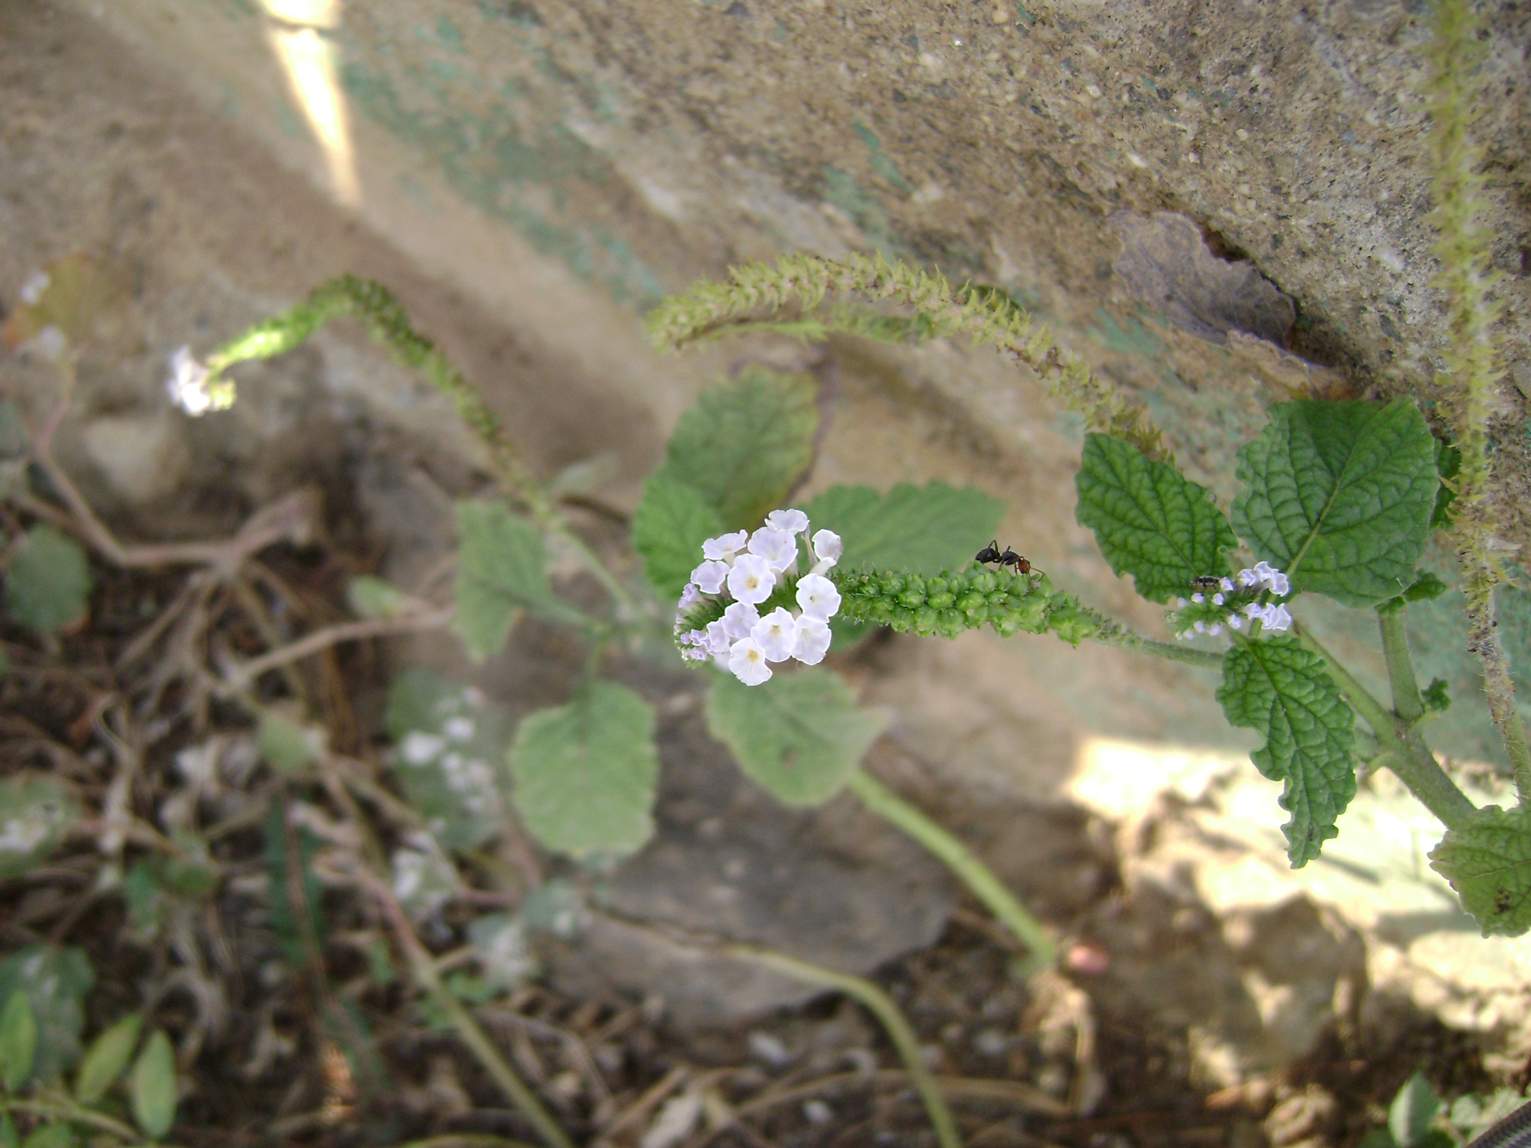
[975,539,1033,575]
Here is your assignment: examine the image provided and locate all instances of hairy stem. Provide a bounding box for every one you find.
[1086,617,1225,670]
[204,276,638,618]
[1378,608,1425,724]
[724,943,963,1148]
[848,771,1054,969]
[1425,0,1531,800]
[648,252,1167,461]
[1294,626,1476,829]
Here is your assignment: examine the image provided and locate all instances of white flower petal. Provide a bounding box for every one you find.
[791,616,832,665]
[766,508,810,535]
[702,530,749,561]
[747,526,798,571]
[690,560,729,595]
[729,638,773,686]
[795,573,841,620]
[721,601,761,640]
[727,555,777,605]
[750,607,799,661]
[810,529,842,566]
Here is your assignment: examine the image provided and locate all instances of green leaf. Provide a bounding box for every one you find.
[0,992,37,1091]
[256,709,326,775]
[631,472,726,600]
[384,669,513,852]
[1388,1072,1441,1148]
[0,947,93,1082]
[706,672,886,806]
[0,775,77,878]
[0,1113,16,1148]
[1217,637,1357,866]
[19,1127,73,1148]
[659,367,818,528]
[801,482,1005,575]
[346,575,409,619]
[466,913,537,990]
[1074,434,1238,602]
[264,804,326,967]
[517,880,588,939]
[4,526,92,634]
[1232,400,1438,606]
[508,682,659,858]
[74,1013,143,1104]
[1428,803,1531,937]
[130,1030,177,1140]
[452,500,566,662]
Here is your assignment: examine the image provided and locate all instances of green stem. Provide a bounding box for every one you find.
[848,772,1054,970]
[1378,608,1425,724]
[724,944,963,1148]
[204,275,638,619]
[366,877,575,1148]
[1088,618,1224,670]
[1294,626,1476,829]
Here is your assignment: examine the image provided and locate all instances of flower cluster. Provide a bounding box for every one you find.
[674,508,842,685]
[1170,562,1293,639]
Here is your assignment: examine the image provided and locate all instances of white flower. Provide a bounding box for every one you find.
[721,601,761,641]
[702,530,749,561]
[795,573,841,620]
[792,617,832,665]
[766,508,809,535]
[1266,571,1291,596]
[729,638,773,686]
[747,526,799,571]
[166,345,215,416]
[1219,577,1235,593]
[1262,603,1293,632]
[1228,614,1244,630]
[690,560,729,594]
[751,608,799,661]
[31,326,66,362]
[1212,593,1225,605]
[809,529,842,575]
[19,270,49,306]
[705,620,733,653]
[1191,592,1205,604]
[727,554,776,604]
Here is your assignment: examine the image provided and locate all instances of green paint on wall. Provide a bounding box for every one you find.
[821,166,903,258]
[336,51,662,304]
[1090,309,1167,359]
[852,121,913,194]
[435,15,465,52]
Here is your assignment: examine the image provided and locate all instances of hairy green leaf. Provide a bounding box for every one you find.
[5,526,92,634]
[257,708,326,775]
[74,1013,143,1104]
[631,472,725,600]
[1429,803,1531,937]
[385,669,512,853]
[1389,1071,1442,1148]
[467,914,538,990]
[802,482,1004,576]
[0,992,37,1091]
[19,1126,73,1148]
[453,500,568,662]
[0,947,93,1082]
[130,1030,177,1140]
[1233,400,1438,605]
[706,673,885,806]
[0,775,77,879]
[1074,434,1237,602]
[508,682,659,858]
[659,367,818,529]
[346,575,409,619]
[1217,638,1357,866]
